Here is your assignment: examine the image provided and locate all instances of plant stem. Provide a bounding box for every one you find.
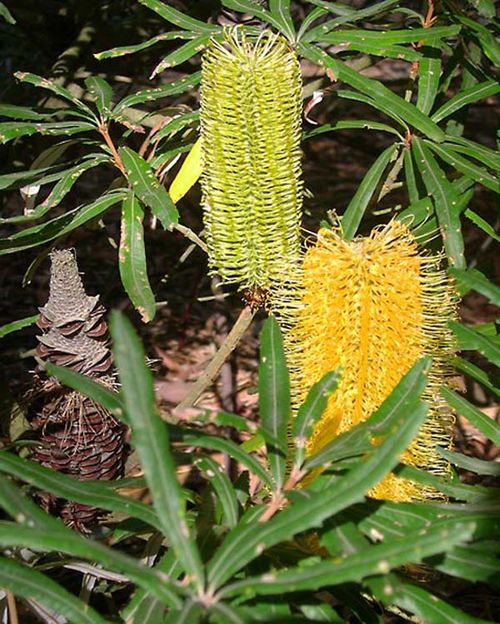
[173,223,208,253]
[99,123,125,175]
[174,305,256,412]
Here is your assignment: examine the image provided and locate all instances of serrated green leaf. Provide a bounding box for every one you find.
[0,557,107,624]
[118,147,178,229]
[119,193,156,323]
[450,320,500,367]
[85,76,113,115]
[110,311,204,591]
[113,72,201,114]
[0,314,39,339]
[368,574,492,624]
[300,43,445,142]
[0,103,48,120]
[438,447,500,476]
[196,456,239,527]
[220,519,475,598]
[454,357,500,398]
[14,72,97,120]
[403,147,420,204]
[412,137,465,268]
[449,268,500,305]
[44,362,125,421]
[207,359,430,590]
[151,35,210,78]
[303,0,400,42]
[269,0,295,40]
[321,25,460,46]
[222,0,279,31]
[292,371,339,468]
[429,543,500,586]
[341,143,398,239]
[1,155,111,225]
[179,433,273,488]
[432,80,500,123]
[96,31,198,60]
[336,89,404,128]
[304,119,402,141]
[416,49,441,115]
[0,191,125,255]
[0,452,160,528]
[441,387,500,445]
[0,120,96,144]
[297,6,327,41]
[121,550,181,623]
[445,136,500,171]
[0,522,182,608]
[258,317,290,490]
[138,0,219,33]
[395,464,500,502]
[427,141,498,192]
[0,475,60,529]
[464,209,500,243]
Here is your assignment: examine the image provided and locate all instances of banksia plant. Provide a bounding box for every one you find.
[285,221,458,501]
[200,29,303,299]
[28,250,126,531]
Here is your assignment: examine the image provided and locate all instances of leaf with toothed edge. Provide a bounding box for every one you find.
[118,147,178,229]
[207,358,431,590]
[110,311,205,592]
[0,557,108,624]
[119,192,156,323]
[258,317,290,491]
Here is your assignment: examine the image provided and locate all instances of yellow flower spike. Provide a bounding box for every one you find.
[200,29,303,293]
[286,220,458,501]
[168,138,203,204]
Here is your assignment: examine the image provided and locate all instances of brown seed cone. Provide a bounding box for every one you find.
[28,250,127,531]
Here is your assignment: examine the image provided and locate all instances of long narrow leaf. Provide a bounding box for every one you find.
[0,452,159,527]
[258,317,290,490]
[342,144,398,239]
[220,519,474,598]
[449,268,500,306]
[449,320,500,367]
[0,314,39,339]
[0,523,182,608]
[113,72,201,114]
[0,557,108,624]
[412,137,465,268]
[151,35,211,78]
[138,0,218,33]
[110,311,204,591]
[207,359,430,590]
[196,456,239,528]
[292,371,339,468]
[0,191,125,255]
[119,147,178,229]
[300,43,445,142]
[431,80,500,123]
[416,50,441,115]
[119,192,156,322]
[44,362,124,421]
[427,141,498,192]
[441,387,500,445]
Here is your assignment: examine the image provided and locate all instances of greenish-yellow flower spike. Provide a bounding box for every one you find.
[200,29,303,292]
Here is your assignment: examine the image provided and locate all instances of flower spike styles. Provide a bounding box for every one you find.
[200,29,303,294]
[287,221,458,501]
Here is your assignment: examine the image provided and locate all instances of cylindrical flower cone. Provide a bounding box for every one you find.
[200,29,303,296]
[285,220,457,501]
